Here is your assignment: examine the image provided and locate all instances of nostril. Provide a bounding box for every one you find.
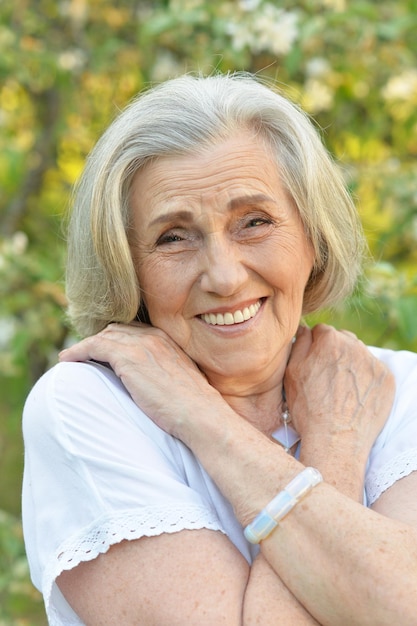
[199,256,248,297]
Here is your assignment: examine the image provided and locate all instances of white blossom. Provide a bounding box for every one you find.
[59,0,88,26]
[226,6,298,57]
[305,57,331,78]
[382,70,417,101]
[58,49,87,72]
[151,52,183,82]
[253,6,298,56]
[239,0,262,11]
[225,22,255,51]
[302,79,334,113]
[11,231,28,255]
[0,317,15,349]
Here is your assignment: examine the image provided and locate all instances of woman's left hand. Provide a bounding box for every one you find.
[284,324,395,493]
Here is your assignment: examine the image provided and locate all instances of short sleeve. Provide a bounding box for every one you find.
[22,361,225,625]
[365,348,417,505]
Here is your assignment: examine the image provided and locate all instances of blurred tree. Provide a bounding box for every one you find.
[0,0,416,622]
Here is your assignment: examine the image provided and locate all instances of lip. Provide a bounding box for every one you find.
[198,297,265,328]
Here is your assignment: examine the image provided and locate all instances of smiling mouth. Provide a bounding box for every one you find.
[200,299,262,326]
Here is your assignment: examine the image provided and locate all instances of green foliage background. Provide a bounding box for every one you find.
[1,0,416,622]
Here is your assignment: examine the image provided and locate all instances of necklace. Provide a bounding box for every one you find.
[271,394,301,453]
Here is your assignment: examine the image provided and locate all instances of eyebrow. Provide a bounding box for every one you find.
[148,194,275,228]
[227,193,275,210]
[149,210,194,227]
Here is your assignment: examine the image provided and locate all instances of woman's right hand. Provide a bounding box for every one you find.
[59,322,225,441]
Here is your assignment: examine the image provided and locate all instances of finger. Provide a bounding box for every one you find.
[107,321,153,332]
[104,322,171,343]
[127,320,153,329]
[295,324,310,339]
[310,322,335,340]
[288,325,312,362]
[58,323,177,368]
[58,334,119,364]
[339,328,358,341]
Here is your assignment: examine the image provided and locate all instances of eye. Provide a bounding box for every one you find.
[156,231,185,245]
[233,212,276,242]
[155,227,198,247]
[241,211,275,230]
[246,216,273,228]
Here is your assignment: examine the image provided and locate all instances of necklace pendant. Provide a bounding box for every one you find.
[271,423,301,452]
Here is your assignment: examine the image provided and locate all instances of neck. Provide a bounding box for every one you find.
[200,341,293,436]
[212,378,285,437]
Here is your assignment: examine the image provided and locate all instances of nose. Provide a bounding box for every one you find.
[199,233,248,296]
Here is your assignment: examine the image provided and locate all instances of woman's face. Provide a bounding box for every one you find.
[130,132,314,392]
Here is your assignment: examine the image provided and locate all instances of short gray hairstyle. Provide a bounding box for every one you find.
[66,73,365,337]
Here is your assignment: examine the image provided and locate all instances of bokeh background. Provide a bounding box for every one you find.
[1,0,416,623]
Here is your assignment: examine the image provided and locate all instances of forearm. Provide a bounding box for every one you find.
[260,482,417,626]
[244,555,322,625]
[186,407,324,624]
[180,406,417,626]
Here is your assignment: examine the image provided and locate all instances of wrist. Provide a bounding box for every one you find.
[180,402,302,525]
[244,467,323,544]
[299,432,367,501]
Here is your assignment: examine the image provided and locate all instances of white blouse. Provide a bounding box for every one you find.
[22,346,417,625]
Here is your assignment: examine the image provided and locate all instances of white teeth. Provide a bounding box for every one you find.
[233,310,244,323]
[201,300,261,326]
[242,307,251,321]
[224,313,234,325]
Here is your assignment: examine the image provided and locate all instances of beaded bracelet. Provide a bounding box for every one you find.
[244,467,323,544]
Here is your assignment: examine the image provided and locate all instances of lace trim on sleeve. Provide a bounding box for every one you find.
[43,503,224,626]
[365,448,417,506]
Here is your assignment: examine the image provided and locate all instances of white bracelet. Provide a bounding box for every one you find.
[244,467,323,544]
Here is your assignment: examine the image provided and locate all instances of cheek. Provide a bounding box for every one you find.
[285,235,315,287]
[266,260,313,311]
[137,260,167,317]
[138,258,188,324]
[257,237,313,289]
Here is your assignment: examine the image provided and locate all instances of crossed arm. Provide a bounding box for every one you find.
[57,324,417,625]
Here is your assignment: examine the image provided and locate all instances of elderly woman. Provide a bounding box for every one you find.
[22,74,417,625]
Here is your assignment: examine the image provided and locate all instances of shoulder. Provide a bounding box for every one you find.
[22,360,167,454]
[368,345,417,381]
[365,346,417,504]
[25,360,127,407]
[367,346,417,414]
[23,360,124,425]
[366,345,417,431]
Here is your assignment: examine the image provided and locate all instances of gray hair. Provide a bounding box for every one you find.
[66,73,365,337]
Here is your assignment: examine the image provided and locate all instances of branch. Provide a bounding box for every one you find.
[2,87,60,237]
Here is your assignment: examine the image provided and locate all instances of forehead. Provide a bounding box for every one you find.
[129,132,288,214]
